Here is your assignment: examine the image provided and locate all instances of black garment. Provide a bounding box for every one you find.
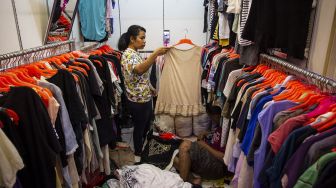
[89,55,117,147]
[75,58,104,96]
[228,13,236,47]
[242,0,313,59]
[201,47,223,105]
[72,70,99,121]
[239,44,260,66]
[213,57,227,92]
[226,73,262,119]
[203,0,209,33]
[150,64,157,89]
[102,53,124,90]
[47,69,88,126]
[258,147,274,188]
[0,87,62,188]
[127,99,153,155]
[236,88,259,140]
[210,0,219,39]
[102,53,127,140]
[313,159,336,188]
[266,126,317,188]
[230,76,263,129]
[315,173,336,188]
[47,69,88,173]
[216,57,243,94]
[140,132,182,169]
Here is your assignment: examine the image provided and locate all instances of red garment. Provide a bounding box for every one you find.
[268,114,309,153]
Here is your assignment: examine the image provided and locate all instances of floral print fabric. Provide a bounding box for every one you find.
[121,48,152,103]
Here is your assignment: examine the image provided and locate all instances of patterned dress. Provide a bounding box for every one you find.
[121,48,152,103]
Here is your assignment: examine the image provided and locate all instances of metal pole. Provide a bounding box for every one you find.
[11,0,23,50]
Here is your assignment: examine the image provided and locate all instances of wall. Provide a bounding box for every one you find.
[107,0,207,50]
[0,0,21,54]
[308,0,336,75]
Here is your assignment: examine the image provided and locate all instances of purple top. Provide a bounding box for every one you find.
[253,100,298,188]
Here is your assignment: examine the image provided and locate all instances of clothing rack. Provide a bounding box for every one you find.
[80,42,102,52]
[138,50,154,59]
[260,53,336,92]
[138,50,154,53]
[0,40,74,70]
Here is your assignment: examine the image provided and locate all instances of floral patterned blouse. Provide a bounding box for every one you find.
[121,48,152,103]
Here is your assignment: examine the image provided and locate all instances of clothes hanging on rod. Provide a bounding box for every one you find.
[0,44,127,188]
[155,46,204,117]
[203,0,315,63]
[198,50,336,188]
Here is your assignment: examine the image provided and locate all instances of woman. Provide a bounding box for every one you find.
[118,25,169,156]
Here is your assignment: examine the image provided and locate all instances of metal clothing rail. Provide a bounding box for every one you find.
[138,50,154,53]
[80,42,101,52]
[260,53,336,92]
[0,40,74,70]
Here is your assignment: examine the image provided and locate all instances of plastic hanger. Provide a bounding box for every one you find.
[68,65,88,76]
[0,73,51,100]
[174,38,195,46]
[72,61,90,71]
[91,59,103,67]
[90,50,103,55]
[0,107,19,125]
[288,94,327,111]
[315,113,336,132]
[242,65,257,72]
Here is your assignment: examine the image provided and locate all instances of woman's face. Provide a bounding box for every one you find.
[131,30,146,50]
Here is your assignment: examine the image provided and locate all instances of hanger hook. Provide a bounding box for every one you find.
[184,28,188,38]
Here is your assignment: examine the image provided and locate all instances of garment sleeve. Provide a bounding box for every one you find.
[124,53,141,74]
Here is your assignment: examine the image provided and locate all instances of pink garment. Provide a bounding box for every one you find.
[230,153,244,188]
[306,97,335,118]
[268,114,309,153]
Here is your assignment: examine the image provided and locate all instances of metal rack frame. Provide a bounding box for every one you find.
[260,53,336,92]
[0,40,74,70]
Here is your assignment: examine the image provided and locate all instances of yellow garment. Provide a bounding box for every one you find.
[213,20,229,46]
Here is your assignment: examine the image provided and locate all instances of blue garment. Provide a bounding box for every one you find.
[253,100,298,188]
[79,0,106,41]
[240,87,284,155]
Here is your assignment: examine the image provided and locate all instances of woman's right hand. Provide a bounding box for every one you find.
[154,47,170,56]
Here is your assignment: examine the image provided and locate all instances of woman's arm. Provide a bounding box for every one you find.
[134,47,170,75]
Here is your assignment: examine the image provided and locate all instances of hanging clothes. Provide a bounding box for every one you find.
[155,46,205,116]
[0,87,62,188]
[0,44,124,188]
[78,0,107,41]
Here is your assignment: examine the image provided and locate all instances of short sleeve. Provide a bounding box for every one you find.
[124,52,141,74]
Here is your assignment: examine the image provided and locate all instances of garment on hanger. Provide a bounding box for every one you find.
[78,0,107,41]
[0,44,124,188]
[155,46,205,116]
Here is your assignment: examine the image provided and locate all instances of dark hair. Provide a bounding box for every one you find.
[118,25,146,51]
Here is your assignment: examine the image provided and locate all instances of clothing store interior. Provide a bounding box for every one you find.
[0,0,336,187]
